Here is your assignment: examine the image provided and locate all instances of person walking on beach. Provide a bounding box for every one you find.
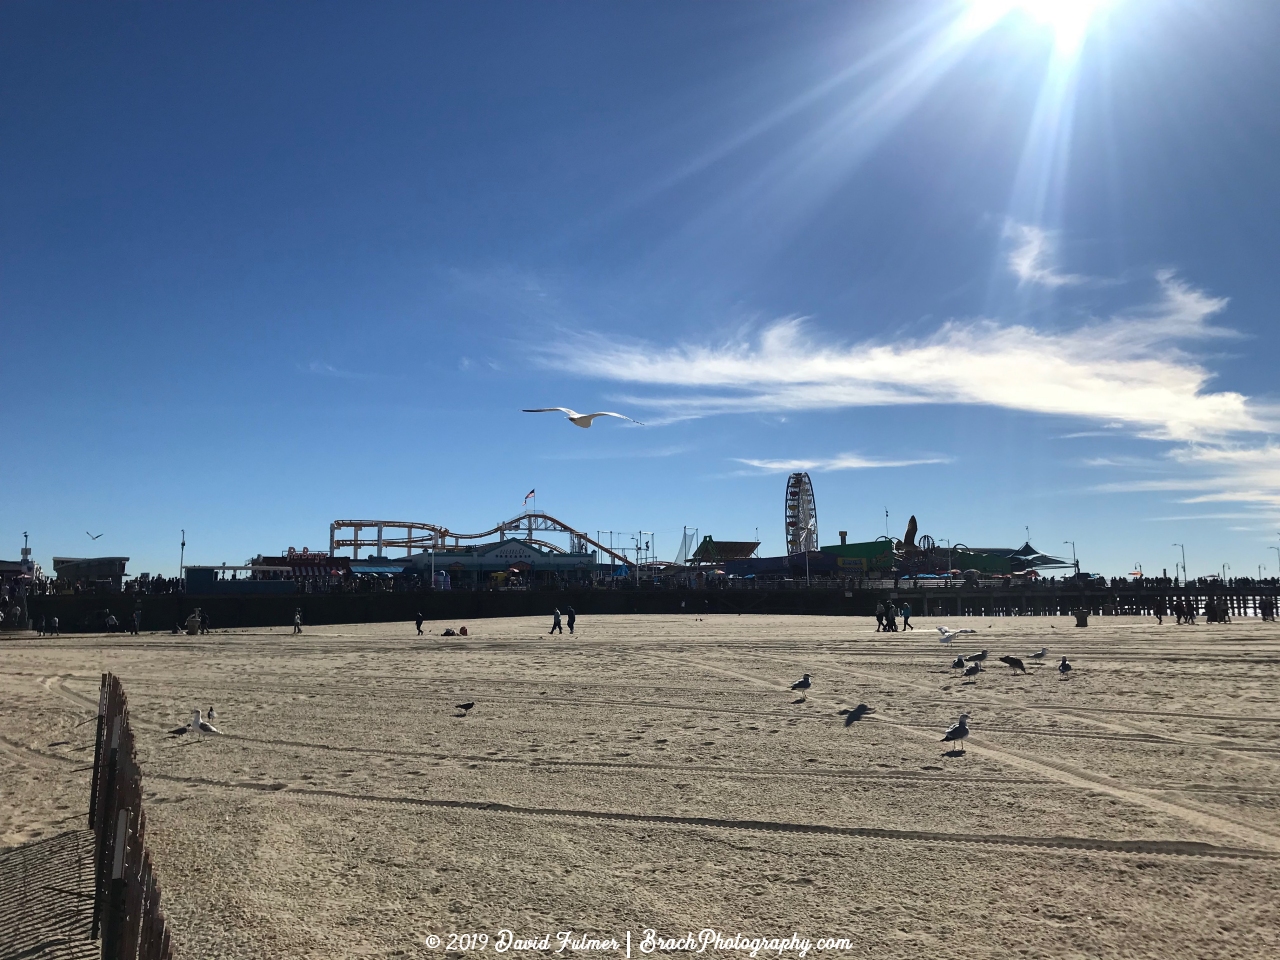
[549,608,563,634]
[885,601,898,632]
[51,616,59,636]
[415,613,424,636]
[875,602,885,632]
[901,601,913,630]
[566,606,576,634]
[37,616,45,637]
[293,609,302,634]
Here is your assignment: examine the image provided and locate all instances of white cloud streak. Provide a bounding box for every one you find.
[1005,223,1086,288]
[535,231,1279,508]
[546,272,1256,444]
[735,453,950,474]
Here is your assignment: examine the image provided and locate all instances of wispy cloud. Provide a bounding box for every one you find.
[543,271,1258,443]
[534,233,1279,508]
[1004,222,1087,288]
[735,453,950,473]
[303,360,365,380]
[547,444,693,462]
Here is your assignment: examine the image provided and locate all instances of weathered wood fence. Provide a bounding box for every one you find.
[88,673,175,960]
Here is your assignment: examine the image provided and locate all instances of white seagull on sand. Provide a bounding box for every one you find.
[170,708,222,737]
[522,408,643,428]
[193,708,222,737]
[942,713,971,753]
[937,626,977,643]
[1029,647,1048,662]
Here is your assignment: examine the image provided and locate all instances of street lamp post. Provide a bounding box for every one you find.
[1063,541,1077,576]
[1271,546,1280,577]
[1172,543,1186,585]
[1222,562,1230,582]
[180,529,186,581]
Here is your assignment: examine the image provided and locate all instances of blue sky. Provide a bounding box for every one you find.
[3,0,1279,579]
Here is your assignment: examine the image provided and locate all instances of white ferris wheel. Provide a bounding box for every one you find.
[785,472,819,555]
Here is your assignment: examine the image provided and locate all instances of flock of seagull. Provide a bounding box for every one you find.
[786,625,1076,757]
[162,622,1073,763]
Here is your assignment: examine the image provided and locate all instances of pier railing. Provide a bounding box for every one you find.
[89,672,175,960]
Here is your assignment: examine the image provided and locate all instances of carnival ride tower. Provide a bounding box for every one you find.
[784,472,819,555]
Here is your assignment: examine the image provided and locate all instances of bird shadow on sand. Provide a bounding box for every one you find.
[941,749,968,758]
[791,697,808,705]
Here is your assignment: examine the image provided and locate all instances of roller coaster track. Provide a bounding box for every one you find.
[329,512,633,566]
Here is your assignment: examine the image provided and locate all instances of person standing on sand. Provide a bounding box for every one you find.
[875,602,885,632]
[566,606,576,634]
[37,616,45,637]
[51,616,59,636]
[550,608,563,634]
[293,609,302,634]
[415,613,424,636]
[885,601,898,632]
[901,601,913,630]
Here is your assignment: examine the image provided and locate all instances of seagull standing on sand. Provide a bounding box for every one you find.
[194,709,222,737]
[962,663,983,682]
[1058,656,1073,678]
[455,701,476,716]
[950,655,967,670]
[1029,647,1048,662]
[964,649,989,664]
[521,408,643,429]
[790,674,812,700]
[942,714,971,753]
[937,626,977,643]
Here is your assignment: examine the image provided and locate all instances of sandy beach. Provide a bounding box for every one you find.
[4,613,1280,958]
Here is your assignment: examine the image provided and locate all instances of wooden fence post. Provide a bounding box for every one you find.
[91,712,122,940]
[88,675,107,829]
[103,807,130,960]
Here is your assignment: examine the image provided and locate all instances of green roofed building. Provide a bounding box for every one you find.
[819,539,895,573]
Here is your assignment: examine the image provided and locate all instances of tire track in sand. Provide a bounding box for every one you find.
[655,653,1280,853]
[141,771,1280,862]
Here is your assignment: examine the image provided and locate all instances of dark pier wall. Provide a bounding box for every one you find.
[23,584,1278,633]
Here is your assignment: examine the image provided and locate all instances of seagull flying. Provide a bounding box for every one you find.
[839,704,874,726]
[999,655,1027,674]
[937,626,977,643]
[942,713,971,753]
[1029,647,1048,661]
[522,408,643,429]
[790,674,812,700]
[964,649,989,664]
[86,531,103,540]
[1058,656,1073,676]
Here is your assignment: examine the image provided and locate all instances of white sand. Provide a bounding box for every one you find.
[3,613,1280,957]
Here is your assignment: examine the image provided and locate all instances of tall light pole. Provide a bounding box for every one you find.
[180,529,186,579]
[1172,543,1186,585]
[1271,546,1280,576]
[1259,564,1266,581]
[1222,562,1230,582]
[1063,541,1077,576]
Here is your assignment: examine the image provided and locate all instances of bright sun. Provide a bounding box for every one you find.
[974,0,1109,53]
